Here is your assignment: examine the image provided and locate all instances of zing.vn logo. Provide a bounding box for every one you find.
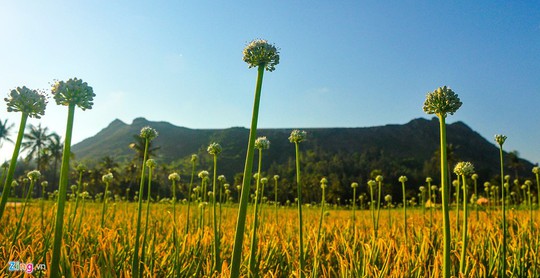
[8,261,46,274]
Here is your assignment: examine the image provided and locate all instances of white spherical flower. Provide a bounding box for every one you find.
[399,176,408,183]
[453,161,475,176]
[145,159,157,169]
[5,86,48,118]
[207,142,222,155]
[494,134,507,146]
[27,170,41,181]
[168,172,181,182]
[51,78,95,110]
[255,136,270,150]
[423,86,462,117]
[288,130,307,143]
[102,173,114,183]
[191,154,198,162]
[260,177,268,184]
[385,195,392,202]
[140,126,158,141]
[273,175,280,181]
[351,182,358,188]
[198,170,209,179]
[426,177,433,183]
[533,166,539,175]
[242,39,280,72]
[218,175,226,182]
[376,175,384,182]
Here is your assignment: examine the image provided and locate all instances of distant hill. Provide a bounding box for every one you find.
[72,117,534,183]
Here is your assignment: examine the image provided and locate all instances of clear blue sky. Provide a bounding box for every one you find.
[1,1,539,165]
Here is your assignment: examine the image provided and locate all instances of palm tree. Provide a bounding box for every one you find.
[21,124,53,172]
[0,118,14,149]
[43,133,63,188]
[129,134,160,163]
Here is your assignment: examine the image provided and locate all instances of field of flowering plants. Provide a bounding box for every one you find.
[0,196,538,277]
[1,39,539,277]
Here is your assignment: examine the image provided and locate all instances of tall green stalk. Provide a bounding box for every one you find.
[288,130,307,278]
[495,134,507,278]
[399,176,408,245]
[0,113,28,219]
[274,175,279,224]
[140,159,156,275]
[454,161,474,275]
[208,142,222,273]
[131,126,158,278]
[248,137,269,277]
[100,173,113,228]
[472,174,479,221]
[12,170,40,245]
[375,175,383,238]
[368,180,377,237]
[50,78,94,278]
[0,86,47,220]
[423,85,462,278]
[230,39,279,278]
[50,104,75,278]
[313,177,327,278]
[185,154,197,234]
[351,182,358,221]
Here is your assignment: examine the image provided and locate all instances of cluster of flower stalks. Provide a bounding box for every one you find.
[2,40,538,278]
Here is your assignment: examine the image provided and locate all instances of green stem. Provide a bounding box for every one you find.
[12,179,35,245]
[401,181,407,245]
[474,179,479,221]
[438,115,451,278]
[313,186,325,278]
[499,145,506,278]
[131,139,149,278]
[248,149,263,277]
[294,142,305,278]
[50,104,75,278]
[212,154,221,273]
[352,187,356,221]
[100,181,110,228]
[274,179,278,224]
[140,166,154,277]
[186,159,196,234]
[455,177,460,232]
[230,65,265,278]
[376,180,382,238]
[460,174,468,275]
[0,112,28,220]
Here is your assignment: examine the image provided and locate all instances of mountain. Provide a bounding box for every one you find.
[72,117,534,193]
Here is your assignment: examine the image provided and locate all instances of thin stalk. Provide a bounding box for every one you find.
[474,178,479,221]
[100,181,110,228]
[459,174,469,275]
[50,104,75,278]
[131,139,149,278]
[140,165,154,276]
[455,178,460,231]
[211,154,221,273]
[230,65,265,278]
[274,178,278,224]
[68,170,84,233]
[401,180,408,245]
[438,115,452,278]
[186,158,196,234]
[313,183,326,278]
[12,179,36,245]
[0,112,28,220]
[294,142,305,278]
[248,149,263,277]
[499,144,506,277]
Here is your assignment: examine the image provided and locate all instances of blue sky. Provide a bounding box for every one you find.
[1,1,539,164]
